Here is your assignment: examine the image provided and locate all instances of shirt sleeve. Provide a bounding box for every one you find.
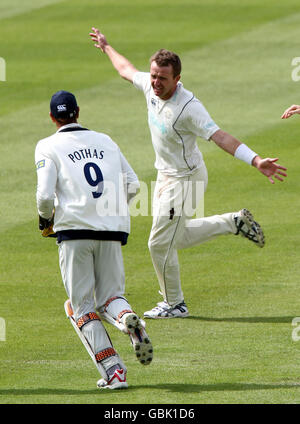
[132,72,151,94]
[35,142,57,219]
[119,150,140,204]
[184,99,220,140]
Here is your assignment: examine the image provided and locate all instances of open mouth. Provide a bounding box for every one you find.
[154,87,163,94]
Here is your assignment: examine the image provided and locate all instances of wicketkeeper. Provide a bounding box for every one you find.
[35,90,153,390]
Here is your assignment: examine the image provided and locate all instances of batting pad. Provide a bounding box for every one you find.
[64,299,126,380]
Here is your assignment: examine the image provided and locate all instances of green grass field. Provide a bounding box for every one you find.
[1,0,300,405]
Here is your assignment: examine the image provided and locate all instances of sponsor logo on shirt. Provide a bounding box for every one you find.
[149,112,167,134]
[204,121,216,130]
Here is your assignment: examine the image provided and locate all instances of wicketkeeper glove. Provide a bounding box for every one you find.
[39,214,56,238]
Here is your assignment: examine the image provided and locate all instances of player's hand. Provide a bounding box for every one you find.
[253,157,287,184]
[89,27,108,53]
[281,104,300,119]
[39,214,56,238]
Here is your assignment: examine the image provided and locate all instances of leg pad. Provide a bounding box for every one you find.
[104,296,127,312]
[117,309,134,322]
[76,312,101,330]
[95,347,117,363]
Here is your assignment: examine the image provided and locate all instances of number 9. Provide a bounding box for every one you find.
[84,162,104,199]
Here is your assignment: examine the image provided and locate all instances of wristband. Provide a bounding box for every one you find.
[234,143,257,165]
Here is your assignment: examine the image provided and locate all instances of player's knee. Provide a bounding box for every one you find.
[148,238,169,263]
[148,234,170,253]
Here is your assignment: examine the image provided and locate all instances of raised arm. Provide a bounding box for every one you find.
[210,129,287,184]
[89,27,138,83]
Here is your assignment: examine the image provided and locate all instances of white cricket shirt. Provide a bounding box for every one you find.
[35,123,139,241]
[133,72,219,177]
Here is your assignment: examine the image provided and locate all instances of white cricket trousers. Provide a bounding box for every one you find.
[148,165,237,306]
[58,239,132,362]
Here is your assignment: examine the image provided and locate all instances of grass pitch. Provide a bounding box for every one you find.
[1,0,300,405]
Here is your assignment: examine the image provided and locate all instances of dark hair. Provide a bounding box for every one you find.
[150,49,181,77]
[55,112,78,125]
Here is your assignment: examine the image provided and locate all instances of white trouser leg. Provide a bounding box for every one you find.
[175,213,236,249]
[59,239,97,318]
[93,240,126,310]
[148,172,185,306]
[148,166,237,306]
[58,239,126,378]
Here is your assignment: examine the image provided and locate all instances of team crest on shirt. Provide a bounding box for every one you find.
[36,159,45,170]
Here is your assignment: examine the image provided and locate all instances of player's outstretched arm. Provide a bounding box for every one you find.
[89,27,138,83]
[281,104,300,119]
[211,129,287,184]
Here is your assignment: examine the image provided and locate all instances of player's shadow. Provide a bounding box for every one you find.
[0,381,300,396]
[143,382,300,393]
[187,316,296,324]
[0,388,99,397]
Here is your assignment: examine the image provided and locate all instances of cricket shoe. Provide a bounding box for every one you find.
[234,208,265,248]
[144,301,189,319]
[122,313,153,366]
[97,368,128,390]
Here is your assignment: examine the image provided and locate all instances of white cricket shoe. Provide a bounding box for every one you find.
[234,208,265,248]
[122,313,153,366]
[144,301,189,319]
[97,368,128,390]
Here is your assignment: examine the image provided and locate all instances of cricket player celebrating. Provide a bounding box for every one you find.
[35,90,153,390]
[89,28,287,319]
